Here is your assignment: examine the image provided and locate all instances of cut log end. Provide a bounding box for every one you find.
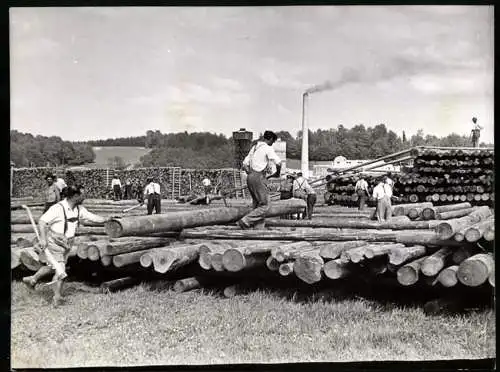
[104,220,123,238]
[437,266,458,287]
[457,255,493,287]
[222,249,245,272]
[278,262,294,276]
[140,253,153,268]
[436,223,454,240]
[266,256,280,271]
[397,266,419,286]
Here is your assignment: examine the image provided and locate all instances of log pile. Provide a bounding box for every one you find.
[12,196,494,312]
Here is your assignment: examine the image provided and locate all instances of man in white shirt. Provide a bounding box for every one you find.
[22,184,108,306]
[292,172,317,219]
[111,174,122,201]
[372,178,392,222]
[54,169,68,198]
[354,177,370,211]
[238,131,281,229]
[144,177,161,215]
[470,117,483,148]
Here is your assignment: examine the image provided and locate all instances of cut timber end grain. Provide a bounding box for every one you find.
[483,225,495,242]
[319,241,367,260]
[271,241,313,262]
[323,258,351,280]
[87,246,100,261]
[140,252,154,268]
[101,255,112,266]
[464,218,495,243]
[407,207,423,220]
[278,262,294,276]
[77,243,90,259]
[421,247,453,277]
[293,251,324,284]
[113,250,150,268]
[392,202,433,217]
[211,253,225,272]
[457,253,494,287]
[397,256,427,286]
[223,285,240,298]
[436,265,459,287]
[266,256,280,271]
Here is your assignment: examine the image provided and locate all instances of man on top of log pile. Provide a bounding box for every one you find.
[22,184,108,306]
[293,172,317,219]
[372,176,392,222]
[202,177,211,204]
[144,177,161,215]
[111,173,122,201]
[354,176,370,211]
[237,130,282,229]
[470,117,483,148]
[43,173,61,213]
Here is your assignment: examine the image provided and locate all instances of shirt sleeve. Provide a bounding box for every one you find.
[39,204,61,225]
[266,146,281,164]
[79,206,106,223]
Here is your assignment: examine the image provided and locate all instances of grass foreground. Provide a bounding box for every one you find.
[11,279,495,368]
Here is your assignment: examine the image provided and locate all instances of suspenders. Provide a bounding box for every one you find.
[59,203,80,234]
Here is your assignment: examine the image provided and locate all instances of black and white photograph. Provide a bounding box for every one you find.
[9,5,494,368]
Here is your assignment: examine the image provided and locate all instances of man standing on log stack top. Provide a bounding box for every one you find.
[237,130,282,229]
[293,172,317,219]
[372,177,392,222]
[470,117,483,148]
[144,177,161,215]
[22,185,108,306]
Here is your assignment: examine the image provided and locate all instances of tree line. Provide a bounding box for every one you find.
[11,130,95,167]
[12,125,491,169]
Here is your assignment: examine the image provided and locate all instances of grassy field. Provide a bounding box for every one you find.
[11,278,495,368]
[91,146,151,167]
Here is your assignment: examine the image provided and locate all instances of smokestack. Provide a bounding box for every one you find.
[301,92,309,178]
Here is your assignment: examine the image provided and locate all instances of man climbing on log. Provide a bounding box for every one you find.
[372,177,392,222]
[144,177,161,215]
[22,184,108,306]
[43,173,60,213]
[292,172,317,219]
[237,130,281,229]
[354,176,370,211]
[470,117,483,148]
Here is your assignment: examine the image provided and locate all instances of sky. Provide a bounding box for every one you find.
[10,6,494,143]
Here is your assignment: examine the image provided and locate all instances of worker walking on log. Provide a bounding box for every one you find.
[111,173,122,201]
[372,177,392,222]
[293,172,317,219]
[354,176,370,211]
[238,130,282,229]
[144,177,161,215]
[43,173,61,213]
[470,117,483,148]
[22,185,108,306]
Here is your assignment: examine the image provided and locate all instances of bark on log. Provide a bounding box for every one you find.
[436,265,459,287]
[464,218,495,242]
[19,247,43,272]
[435,208,475,220]
[388,245,427,266]
[100,277,140,292]
[436,206,492,240]
[421,247,453,277]
[397,256,428,286]
[323,259,351,280]
[278,262,295,276]
[364,243,406,259]
[293,250,324,284]
[457,253,494,287]
[173,277,202,292]
[319,241,368,260]
[104,199,307,237]
[392,202,433,217]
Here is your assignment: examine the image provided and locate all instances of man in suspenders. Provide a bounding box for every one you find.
[22,184,108,306]
[292,172,317,219]
[238,130,282,229]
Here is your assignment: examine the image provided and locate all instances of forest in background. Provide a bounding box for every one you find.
[11,125,491,169]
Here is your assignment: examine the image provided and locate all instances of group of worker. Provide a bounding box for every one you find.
[110,174,163,215]
[355,174,395,222]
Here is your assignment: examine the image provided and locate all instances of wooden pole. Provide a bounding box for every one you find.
[464,218,495,242]
[436,206,492,240]
[387,245,427,266]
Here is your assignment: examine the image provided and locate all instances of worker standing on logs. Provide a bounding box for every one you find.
[124,178,133,200]
[22,184,108,306]
[202,177,211,204]
[111,173,122,201]
[144,177,161,215]
[372,177,392,222]
[238,130,281,229]
[293,172,317,219]
[354,176,370,211]
[43,174,60,213]
[470,117,483,148]
[55,169,68,198]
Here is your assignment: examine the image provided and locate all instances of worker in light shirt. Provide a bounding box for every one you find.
[22,185,108,306]
[54,169,68,198]
[238,130,282,229]
[372,177,392,222]
[292,172,317,219]
[144,177,161,215]
[111,174,122,201]
[354,176,370,211]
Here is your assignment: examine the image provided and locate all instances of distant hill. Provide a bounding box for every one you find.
[90,146,152,168]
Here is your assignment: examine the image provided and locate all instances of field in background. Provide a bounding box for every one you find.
[11,280,495,368]
[90,146,152,167]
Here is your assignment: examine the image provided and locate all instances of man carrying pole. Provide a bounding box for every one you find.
[237,130,281,229]
[22,184,108,306]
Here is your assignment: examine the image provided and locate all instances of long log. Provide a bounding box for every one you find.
[464,218,495,242]
[421,202,472,220]
[392,202,433,217]
[319,241,368,260]
[436,206,493,240]
[278,262,295,276]
[457,253,494,287]
[364,243,405,259]
[104,199,307,237]
[436,265,459,287]
[149,244,200,273]
[293,250,324,284]
[100,277,141,292]
[271,241,313,262]
[100,237,175,256]
[435,207,475,220]
[323,258,352,280]
[420,247,453,277]
[387,245,427,266]
[397,256,428,286]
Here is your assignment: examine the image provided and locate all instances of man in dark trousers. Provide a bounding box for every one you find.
[470,117,483,148]
[43,174,61,212]
[292,172,317,219]
[237,130,281,229]
[144,177,161,215]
